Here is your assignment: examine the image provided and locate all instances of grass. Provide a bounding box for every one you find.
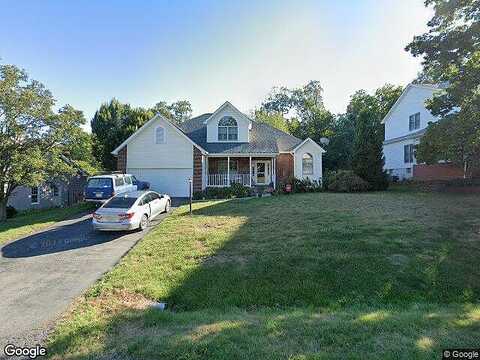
[0,202,93,245]
[47,192,480,359]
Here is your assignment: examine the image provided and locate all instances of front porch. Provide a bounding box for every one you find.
[205,156,276,188]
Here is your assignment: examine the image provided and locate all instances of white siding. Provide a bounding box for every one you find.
[293,141,323,181]
[206,106,250,143]
[383,138,420,179]
[384,86,439,140]
[126,116,194,197]
[383,85,441,179]
[127,117,193,169]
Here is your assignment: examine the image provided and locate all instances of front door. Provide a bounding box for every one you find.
[254,161,270,185]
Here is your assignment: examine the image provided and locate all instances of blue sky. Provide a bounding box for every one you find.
[0,0,431,126]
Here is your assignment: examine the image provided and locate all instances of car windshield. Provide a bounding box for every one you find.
[103,196,137,209]
[87,178,112,188]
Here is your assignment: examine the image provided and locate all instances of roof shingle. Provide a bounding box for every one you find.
[180,114,302,154]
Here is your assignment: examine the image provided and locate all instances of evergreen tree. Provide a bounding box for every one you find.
[352,109,388,190]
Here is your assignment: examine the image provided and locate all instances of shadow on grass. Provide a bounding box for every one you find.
[166,194,480,310]
[46,193,480,359]
[48,301,480,359]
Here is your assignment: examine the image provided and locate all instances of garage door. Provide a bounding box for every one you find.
[128,168,192,197]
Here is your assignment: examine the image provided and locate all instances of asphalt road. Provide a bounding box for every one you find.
[0,208,172,350]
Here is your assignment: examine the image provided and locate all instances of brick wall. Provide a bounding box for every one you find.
[117,146,127,173]
[193,146,203,193]
[413,163,465,181]
[276,153,294,185]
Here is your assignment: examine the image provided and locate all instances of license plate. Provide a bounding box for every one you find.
[95,192,103,198]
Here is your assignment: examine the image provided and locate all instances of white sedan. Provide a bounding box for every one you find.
[92,191,171,231]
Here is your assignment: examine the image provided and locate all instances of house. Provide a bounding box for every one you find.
[381,82,463,181]
[7,160,89,211]
[112,102,325,197]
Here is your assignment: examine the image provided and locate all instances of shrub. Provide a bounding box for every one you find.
[196,184,254,200]
[278,176,322,194]
[293,177,322,193]
[229,182,252,198]
[326,170,370,192]
[6,205,17,219]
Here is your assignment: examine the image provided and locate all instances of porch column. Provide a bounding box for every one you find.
[227,156,230,186]
[249,156,252,187]
[272,157,276,189]
[205,156,209,188]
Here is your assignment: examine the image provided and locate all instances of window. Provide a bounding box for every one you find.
[155,126,165,144]
[302,153,313,175]
[104,196,137,208]
[404,144,416,163]
[31,187,39,204]
[124,176,132,185]
[114,177,125,187]
[214,159,237,173]
[409,113,420,131]
[218,116,238,141]
[87,178,113,188]
[50,184,59,197]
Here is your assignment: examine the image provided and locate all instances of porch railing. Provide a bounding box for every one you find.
[207,173,251,187]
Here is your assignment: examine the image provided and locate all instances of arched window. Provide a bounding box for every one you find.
[155,126,165,144]
[218,116,238,141]
[302,153,313,175]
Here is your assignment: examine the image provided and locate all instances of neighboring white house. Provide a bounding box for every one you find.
[382,83,445,180]
[112,102,325,197]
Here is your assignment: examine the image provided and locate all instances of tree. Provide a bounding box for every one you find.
[352,109,389,190]
[324,85,403,172]
[406,0,480,174]
[260,80,334,143]
[152,100,192,126]
[253,110,290,133]
[323,114,355,170]
[91,100,154,170]
[0,64,87,221]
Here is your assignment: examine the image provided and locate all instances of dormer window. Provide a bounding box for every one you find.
[155,126,165,144]
[218,116,238,141]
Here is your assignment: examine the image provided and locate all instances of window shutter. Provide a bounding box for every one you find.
[404,145,409,163]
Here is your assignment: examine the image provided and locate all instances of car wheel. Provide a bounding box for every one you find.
[165,200,171,213]
[139,214,149,230]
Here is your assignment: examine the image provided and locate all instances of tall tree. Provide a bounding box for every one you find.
[0,64,87,220]
[352,109,389,190]
[406,0,480,175]
[91,100,154,170]
[260,80,334,142]
[325,85,402,171]
[253,110,290,133]
[152,100,192,126]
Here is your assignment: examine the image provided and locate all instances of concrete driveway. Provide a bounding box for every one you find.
[0,203,177,348]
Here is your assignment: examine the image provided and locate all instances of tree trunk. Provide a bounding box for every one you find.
[464,160,468,179]
[0,198,7,222]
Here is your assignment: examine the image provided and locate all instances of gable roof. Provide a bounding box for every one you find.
[111,113,207,155]
[381,83,445,124]
[291,138,326,153]
[180,114,304,154]
[203,101,252,126]
[112,103,322,156]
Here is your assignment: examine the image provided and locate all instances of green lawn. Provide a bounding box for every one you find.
[0,202,93,245]
[47,192,480,359]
